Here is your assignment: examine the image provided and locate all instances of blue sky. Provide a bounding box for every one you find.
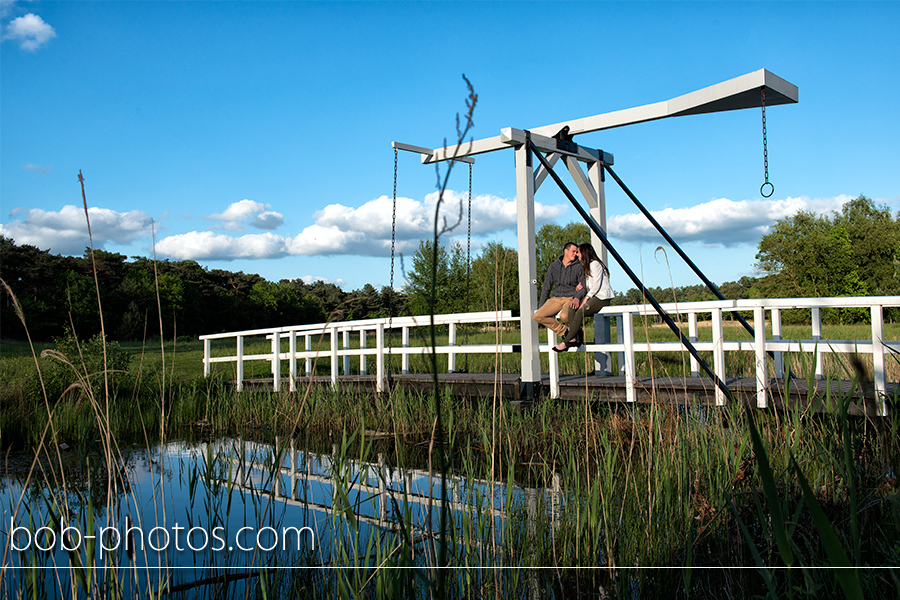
[2,1,898,296]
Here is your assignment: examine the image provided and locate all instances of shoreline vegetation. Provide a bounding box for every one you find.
[2,331,899,597]
[2,292,899,599]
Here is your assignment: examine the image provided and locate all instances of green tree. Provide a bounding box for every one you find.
[832,196,900,295]
[404,239,469,315]
[469,241,519,312]
[754,200,893,298]
[754,195,899,322]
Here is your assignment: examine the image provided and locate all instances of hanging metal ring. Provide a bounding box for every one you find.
[760,181,774,198]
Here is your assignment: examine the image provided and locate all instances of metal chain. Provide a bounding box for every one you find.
[760,88,773,197]
[463,162,472,372]
[387,148,398,380]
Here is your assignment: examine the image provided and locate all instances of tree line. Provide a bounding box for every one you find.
[2,195,896,342]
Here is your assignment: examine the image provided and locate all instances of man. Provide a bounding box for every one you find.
[533,242,585,338]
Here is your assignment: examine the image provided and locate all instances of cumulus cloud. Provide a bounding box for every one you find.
[155,190,564,261]
[608,195,852,246]
[3,12,56,51]
[0,205,153,254]
[207,199,284,231]
[154,231,286,260]
[298,275,346,287]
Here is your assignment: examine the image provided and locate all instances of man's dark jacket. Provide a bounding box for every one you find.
[539,256,585,306]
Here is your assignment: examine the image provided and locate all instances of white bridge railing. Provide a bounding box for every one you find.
[200,297,899,415]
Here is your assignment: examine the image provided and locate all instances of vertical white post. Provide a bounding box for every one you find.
[811,307,824,380]
[271,332,281,392]
[288,331,297,392]
[616,315,625,376]
[622,311,636,403]
[772,308,784,379]
[343,330,351,375]
[360,330,367,376]
[330,328,339,389]
[515,140,541,399]
[304,334,312,377]
[548,329,560,399]
[688,312,700,377]
[754,306,768,409]
[402,326,410,374]
[376,322,385,393]
[588,160,611,375]
[871,304,887,416]
[448,322,457,373]
[712,307,726,406]
[203,338,211,377]
[236,335,244,393]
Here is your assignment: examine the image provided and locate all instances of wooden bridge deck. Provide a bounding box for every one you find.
[237,373,896,416]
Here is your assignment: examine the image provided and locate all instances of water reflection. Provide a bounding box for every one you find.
[2,436,561,598]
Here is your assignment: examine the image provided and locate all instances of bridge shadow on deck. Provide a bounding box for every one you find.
[236,373,895,417]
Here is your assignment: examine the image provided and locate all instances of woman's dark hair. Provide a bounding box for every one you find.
[578,243,608,278]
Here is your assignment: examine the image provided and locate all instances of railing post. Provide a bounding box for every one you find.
[271,331,281,392]
[376,322,385,393]
[616,315,625,376]
[811,307,824,380]
[330,328,339,389]
[712,307,726,406]
[304,334,312,377]
[688,312,700,377]
[594,313,612,376]
[402,326,410,374]
[871,304,888,416]
[203,338,211,377]
[448,322,457,373]
[236,335,244,393]
[753,306,768,408]
[771,308,784,379]
[288,331,297,392]
[343,330,351,376]
[622,311,636,403]
[360,330,367,376]
[548,329,560,399]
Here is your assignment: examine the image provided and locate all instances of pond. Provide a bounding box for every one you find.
[2,435,565,598]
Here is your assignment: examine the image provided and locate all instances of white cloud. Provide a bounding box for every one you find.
[608,195,852,246]
[154,189,565,261]
[21,163,51,173]
[0,205,153,254]
[298,275,346,287]
[154,231,286,260]
[3,12,56,51]
[207,199,284,231]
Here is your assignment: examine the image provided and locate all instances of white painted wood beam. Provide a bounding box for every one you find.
[563,155,598,209]
[399,69,797,163]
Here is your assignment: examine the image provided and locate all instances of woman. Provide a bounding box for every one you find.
[553,243,613,352]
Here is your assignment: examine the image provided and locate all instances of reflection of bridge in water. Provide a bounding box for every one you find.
[219,437,562,547]
[202,296,899,417]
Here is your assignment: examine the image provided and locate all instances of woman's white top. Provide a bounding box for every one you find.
[584,260,613,301]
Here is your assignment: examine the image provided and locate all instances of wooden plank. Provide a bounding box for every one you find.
[235,373,895,417]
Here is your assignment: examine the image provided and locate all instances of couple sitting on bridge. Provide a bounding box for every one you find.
[534,242,613,352]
